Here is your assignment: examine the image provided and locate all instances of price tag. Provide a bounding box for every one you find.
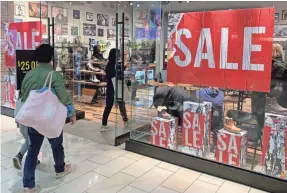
[16,50,38,90]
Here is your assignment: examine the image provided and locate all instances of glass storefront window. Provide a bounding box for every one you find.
[129,1,287,182]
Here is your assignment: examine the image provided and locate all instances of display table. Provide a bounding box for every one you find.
[148,80,200,91]
[216,129,247,167]
[65,69,106,76]
[81,61,107,65]
[150,117,178,150]
[181,101,212,158]
[262,113,287,180]
[71,80,107,87]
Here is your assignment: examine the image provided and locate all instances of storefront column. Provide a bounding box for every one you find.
[1,1,14,104]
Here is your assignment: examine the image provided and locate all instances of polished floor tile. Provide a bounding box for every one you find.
[35,176,66,193]
[151,186,179,193]
[217,181,251,193]
[61,160,100,183]
[1,157,14,169]
[122,152,144,161]
[130,167,173,192]
[54,172,107,193]
[185,180,219,193]
[117,186,146,193]
[94,156,135,177]
[161,168,201,193]
[89,149,127,165]
[0,116,271,193]
[157,162,180,172]
[1,167,22,183]
[121,157,161,177]
[198,174,225,186]
[86,172,136,193]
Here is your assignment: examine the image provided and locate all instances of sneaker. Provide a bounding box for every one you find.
[13,156,22,170]
[24,185,41,193]
[56,164,72,179]
[100,125,112,132]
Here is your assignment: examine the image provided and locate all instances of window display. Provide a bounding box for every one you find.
[128,1,287,187]
[2,1,287,190]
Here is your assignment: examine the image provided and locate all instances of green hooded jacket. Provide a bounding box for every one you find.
[21,63,75,116]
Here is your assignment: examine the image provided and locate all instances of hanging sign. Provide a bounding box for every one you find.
[167,8,274,92]
[16,50,38,90]
[4,21,42,68]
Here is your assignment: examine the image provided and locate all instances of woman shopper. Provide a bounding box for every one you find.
[21,44,76,193]
[101,48,128,131]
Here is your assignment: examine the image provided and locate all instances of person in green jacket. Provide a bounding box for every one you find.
[21,44,76,193]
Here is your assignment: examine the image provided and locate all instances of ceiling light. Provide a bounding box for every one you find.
[130,2,132,5]
[69,2,72,4]
[137,4,139,7]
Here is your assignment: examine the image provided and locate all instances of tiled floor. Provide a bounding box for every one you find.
[1,115,268,193]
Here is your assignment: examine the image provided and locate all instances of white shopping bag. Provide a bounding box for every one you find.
[15,72,67,138]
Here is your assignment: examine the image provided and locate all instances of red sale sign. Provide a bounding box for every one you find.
[150,117,178,150]
[167,8,274,92]
[182,112,205,149]
[4,21,42,67]
[216,130,247,167]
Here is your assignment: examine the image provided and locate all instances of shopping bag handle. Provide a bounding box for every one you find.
[42,71,54,90]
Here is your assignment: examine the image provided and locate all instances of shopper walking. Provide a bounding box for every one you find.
[101,48,128,131]
[20,44,76,193]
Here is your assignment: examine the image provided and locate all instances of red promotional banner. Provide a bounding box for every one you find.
[216,130,247,167]
[167,8,274,92]
[182,112,205,149]
[4,21,42,67]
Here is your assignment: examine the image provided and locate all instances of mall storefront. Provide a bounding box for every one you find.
[1,1,287,192]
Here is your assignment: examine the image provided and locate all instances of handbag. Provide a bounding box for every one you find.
[15,71,68,138]
[112,77,130,102]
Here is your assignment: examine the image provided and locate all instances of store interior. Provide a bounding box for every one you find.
[1,0,287,186]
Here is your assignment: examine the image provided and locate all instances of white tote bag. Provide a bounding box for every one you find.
[112,77,130,101]
[15,72,67,138]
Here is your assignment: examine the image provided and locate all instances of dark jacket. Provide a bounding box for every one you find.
[153,86,191,112]
[105,61,125,81]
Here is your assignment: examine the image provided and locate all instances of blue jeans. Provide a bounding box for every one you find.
[23,128,65,188]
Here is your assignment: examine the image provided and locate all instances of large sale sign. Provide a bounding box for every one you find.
[4,21,42,67]
[167,8,274,92]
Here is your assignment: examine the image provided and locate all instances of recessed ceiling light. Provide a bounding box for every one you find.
[69,2,72,4]
[130,2,132,5]
[137,4,139,7]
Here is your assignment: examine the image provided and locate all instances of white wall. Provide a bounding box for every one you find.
[13,1,132,58]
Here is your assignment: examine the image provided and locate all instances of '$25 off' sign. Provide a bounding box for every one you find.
[17,60,38,72]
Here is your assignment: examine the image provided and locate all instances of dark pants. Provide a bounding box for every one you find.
[23,128,65,188]
[102,79,128,126]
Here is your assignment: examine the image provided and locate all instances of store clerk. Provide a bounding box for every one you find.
[92,45,105,60]
[153,85,224,129]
